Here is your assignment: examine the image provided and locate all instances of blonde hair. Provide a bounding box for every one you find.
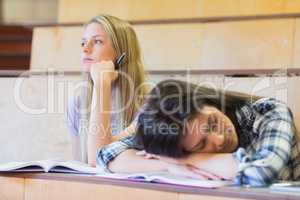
[86,14,148,128]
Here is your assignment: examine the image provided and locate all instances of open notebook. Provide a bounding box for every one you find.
[0,159,104,174]
[0,159,233,188]
[96,171,233,188]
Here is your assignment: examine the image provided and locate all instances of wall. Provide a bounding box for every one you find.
[30,18,299,71]
[0,74,76,163]
[2,0,58,24]
[58,0,300,23]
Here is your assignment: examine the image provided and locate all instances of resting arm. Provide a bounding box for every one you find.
[108,150,238,180]
[108,149,170,173]
[87,79,112,166]
[97,136,172,172]
[87,61,118,167]
[178,153,238,180]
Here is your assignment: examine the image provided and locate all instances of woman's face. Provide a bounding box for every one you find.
[80,22,117,72]
[181,106,238,153]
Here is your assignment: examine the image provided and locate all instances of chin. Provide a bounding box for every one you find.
[81,64,91,72]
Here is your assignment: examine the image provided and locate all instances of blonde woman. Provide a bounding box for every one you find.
[67,15,147,166]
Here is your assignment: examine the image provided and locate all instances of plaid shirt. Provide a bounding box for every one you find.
[96,98,300,186]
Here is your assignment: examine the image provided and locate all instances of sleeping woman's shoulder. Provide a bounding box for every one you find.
[252,97,294,122]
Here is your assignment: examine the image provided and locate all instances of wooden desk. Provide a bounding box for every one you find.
[0,173,299,200]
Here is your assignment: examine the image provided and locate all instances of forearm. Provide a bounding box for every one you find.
[108,149,170,173]
[181,153,238,179]
[88,80,112,166]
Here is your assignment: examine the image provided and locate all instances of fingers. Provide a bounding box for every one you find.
[185,164,225,180]
[135,151,160,160]
[145,154,160,159]
[135,150,146,156]
[91,60,115,70]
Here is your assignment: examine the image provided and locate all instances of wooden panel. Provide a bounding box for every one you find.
[224,76,300,132]
[0,176,24,200]
[135,24,203,70]
[0,0,2,22]
[199,0,256,17]
[58,0,205,23]
[24,179,178,200]
[31,19,295,71]
[0,40,31,54]
[2,0,57,24]
[0,55,30,70]
[0,25,32,37]
[292,18,300,67]
[0,25,32,70]
[58,0,300,23]
[58,0,129,23]
[30,24,204,71]
[200,0,300,17]
[148,74,224,92]
[288,77,300,131]
[30,26,82,70]
[254,0,300,15]
[179,193,251,200]
[127,0,203,20]
[200,19,294,69]
[224,76,289,103]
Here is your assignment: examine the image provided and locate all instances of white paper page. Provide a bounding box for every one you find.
[50,160,105,174]
[97,171,233,188]
[0,161,44,171]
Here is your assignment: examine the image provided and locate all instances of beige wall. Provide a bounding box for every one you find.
[30,26,83,70]
[0,75,76,163]
[58,0,300,23]
[2,0,58,24]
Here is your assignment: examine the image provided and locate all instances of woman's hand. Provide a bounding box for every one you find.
[136,150,183,165]
[166,164,224,180]
[90,61,118,84]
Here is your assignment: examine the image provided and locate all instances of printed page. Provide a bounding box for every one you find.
[97,171,233,188]
[0,160,45,172]
[50,160,105,174]
[0,158,64,172]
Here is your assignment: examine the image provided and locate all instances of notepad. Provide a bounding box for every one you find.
[0,159,104,174]
[96,171,234,188]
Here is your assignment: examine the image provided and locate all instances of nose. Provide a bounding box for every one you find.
[82,40,93,54]
[210,132,225,149]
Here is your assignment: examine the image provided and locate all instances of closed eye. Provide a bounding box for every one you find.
[207,114,218,133]
[190,136,207,152]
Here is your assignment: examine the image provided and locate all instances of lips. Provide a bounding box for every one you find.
[82,58,95,64]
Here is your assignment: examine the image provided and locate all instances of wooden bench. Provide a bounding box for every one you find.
[0,25,32,70]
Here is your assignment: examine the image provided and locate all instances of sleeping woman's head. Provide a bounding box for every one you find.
[135,79,258,157]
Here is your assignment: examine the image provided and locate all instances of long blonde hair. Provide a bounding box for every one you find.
[86,14,147,128]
